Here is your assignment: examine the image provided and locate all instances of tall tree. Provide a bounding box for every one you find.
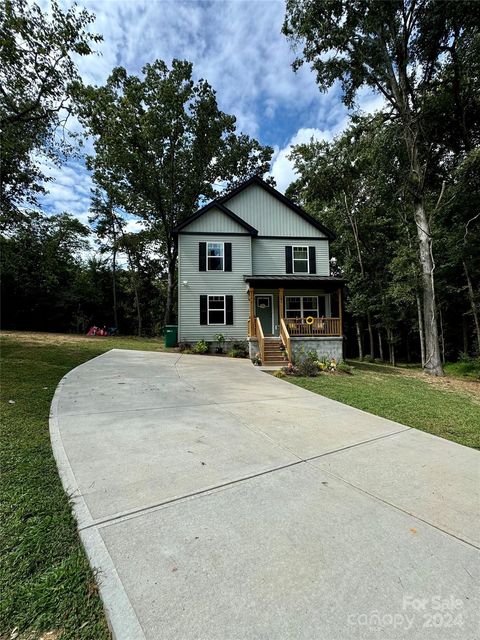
[283,0,479,375]
[89,190,125,332]
[76,60,273,324]
[288,117,410,361]
[0,0,101,219]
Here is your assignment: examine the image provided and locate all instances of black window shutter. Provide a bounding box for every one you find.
[285,246,293,273]
[225,243,232,271]
[308,246,316,274]
[226,295,233,325]
[200,295,208,324]
[199,242,206,271]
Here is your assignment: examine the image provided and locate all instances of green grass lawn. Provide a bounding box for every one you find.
[1,333,479,637]
[285,360,480,449]
[444,358,480,380]
[0,332,166,640]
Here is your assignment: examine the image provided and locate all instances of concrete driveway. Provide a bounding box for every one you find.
[50,349,479,639]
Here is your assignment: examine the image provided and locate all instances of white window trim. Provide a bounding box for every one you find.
[207,294,226,325]
[285,295,330,318]
[292,245,309,274]
[206,241,225,272]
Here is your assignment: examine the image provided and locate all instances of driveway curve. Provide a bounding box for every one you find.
[50,349,479,640]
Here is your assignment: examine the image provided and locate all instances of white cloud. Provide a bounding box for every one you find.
[37,158,93,221]
[35,0,386,220]
[46,0,323,139]
[269,127,330,193]
[270,86,387,194]
[124,218,145,234]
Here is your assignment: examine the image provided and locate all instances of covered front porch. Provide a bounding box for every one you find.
[245,275,345,364]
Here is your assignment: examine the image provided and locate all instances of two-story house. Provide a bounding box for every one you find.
[174,176,344,366]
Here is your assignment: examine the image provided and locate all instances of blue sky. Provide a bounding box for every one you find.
[39,0,383,228]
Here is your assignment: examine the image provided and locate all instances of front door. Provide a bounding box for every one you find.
[255,295,273,335]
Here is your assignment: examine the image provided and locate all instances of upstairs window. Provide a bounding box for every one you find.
[199,242,232,271]
[285,246,316,274]
[293,246,309,273]
[207,242,224,271]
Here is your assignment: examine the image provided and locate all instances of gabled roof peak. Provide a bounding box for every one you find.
[174,200,258,236]
[173,174,335,240]
[219,175,335,240]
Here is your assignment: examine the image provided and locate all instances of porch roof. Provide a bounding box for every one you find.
[244,275,345,289]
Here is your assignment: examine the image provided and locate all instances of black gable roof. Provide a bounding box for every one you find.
[174,200,258,235]
[173,175,335,240]
[219,175,335,240]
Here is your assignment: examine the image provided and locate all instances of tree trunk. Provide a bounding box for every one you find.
[163,249,177,326]
[343,191,374,357]
[125,250,142,336]
[133,283,142,336]
[413,197,444,375]
[377,329,384,361]
[415,290,425,367]
[463,260,480,354]
[439,307,446,365]
[112,246,119,331]
[366,312,375,358]
[355,320,363,360]
[462,315,469,355]
[386,328,396,366]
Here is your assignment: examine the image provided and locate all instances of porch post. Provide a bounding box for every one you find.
[338,287,343,336]
[249,287,255,336]
[279,287,285,321]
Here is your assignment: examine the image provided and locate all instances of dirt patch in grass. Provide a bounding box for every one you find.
[349,359,480,403]
[410,370,480,403]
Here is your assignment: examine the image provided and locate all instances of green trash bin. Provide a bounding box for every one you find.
[164,325,178,348]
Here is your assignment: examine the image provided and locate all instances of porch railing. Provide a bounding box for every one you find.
[280,318,292,362]
[247,316,257,338]
[256,316,265,364]
[286,317,342,337]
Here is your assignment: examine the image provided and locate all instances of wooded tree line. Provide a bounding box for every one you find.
[1,0,479,373]
[1,0,272,333]
[284,0,480,373]
[0,210,166,334]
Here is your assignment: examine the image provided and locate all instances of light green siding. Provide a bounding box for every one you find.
[177,233,251,342]
[183,206,247,233]
[252,238,329,276]
[225,183,326,237]
[177,183,335,342]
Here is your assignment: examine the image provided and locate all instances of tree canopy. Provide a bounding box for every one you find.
[283,0,480,375]
[0,0,101,220]
[75,59,273,323]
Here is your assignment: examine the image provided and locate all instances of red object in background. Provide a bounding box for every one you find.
[86,326,108,336]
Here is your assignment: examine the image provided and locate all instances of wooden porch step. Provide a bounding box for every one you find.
[263,354,286,362]
[264,340,282,348]
[261,338,285,366]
